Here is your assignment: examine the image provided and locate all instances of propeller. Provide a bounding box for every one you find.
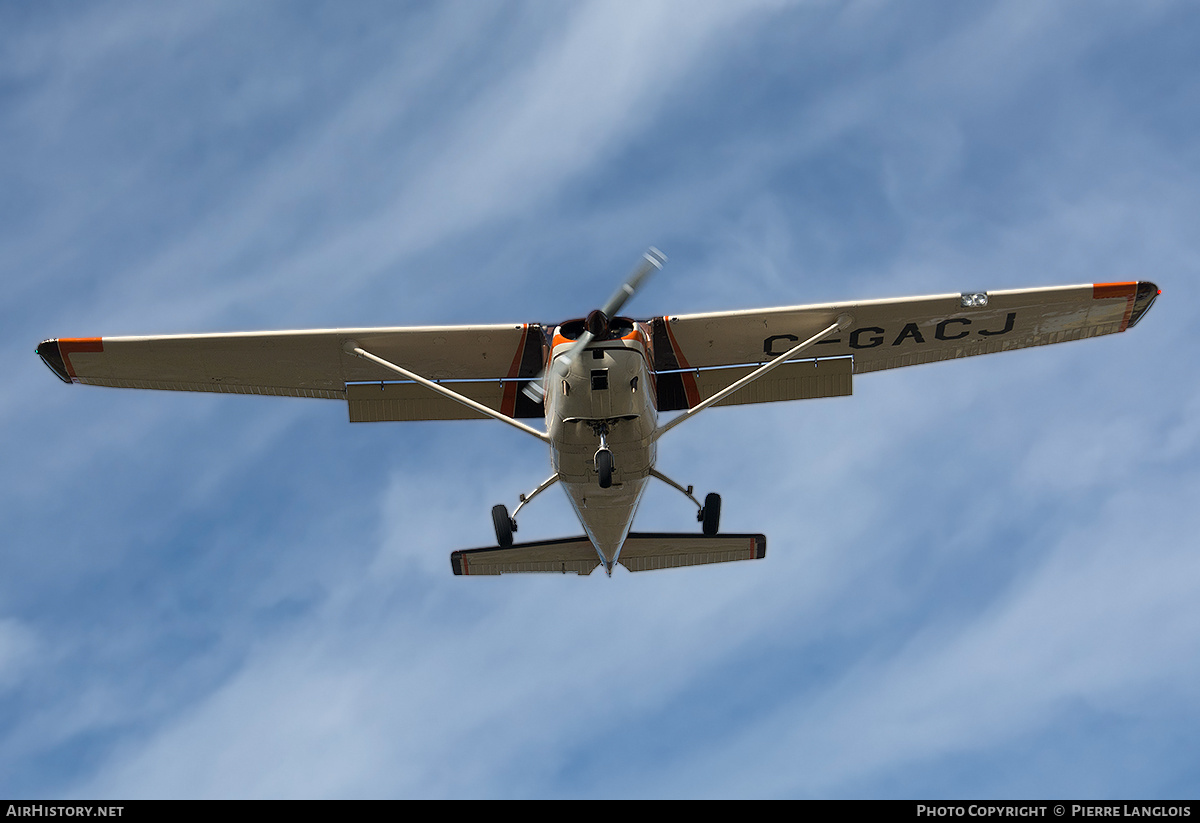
[523,247,666,401]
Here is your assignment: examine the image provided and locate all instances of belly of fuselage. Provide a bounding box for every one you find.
[546,345,657,564]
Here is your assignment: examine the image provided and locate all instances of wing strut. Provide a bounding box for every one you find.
[653,316,851,442]
[345,342,551,443]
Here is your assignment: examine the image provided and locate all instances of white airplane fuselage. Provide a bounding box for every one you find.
[545,322,657,571]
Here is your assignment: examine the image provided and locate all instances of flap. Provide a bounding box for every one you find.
[347,380,543,421]
[656,357,851,412]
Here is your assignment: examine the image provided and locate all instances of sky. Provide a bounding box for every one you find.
[3,0,1199,800]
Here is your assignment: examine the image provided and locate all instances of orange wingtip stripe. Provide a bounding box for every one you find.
[57,338,104,378]
[1093,282,1137,300]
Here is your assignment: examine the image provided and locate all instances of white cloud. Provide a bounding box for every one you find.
[0,620,38,691]
[4,0,1198,799]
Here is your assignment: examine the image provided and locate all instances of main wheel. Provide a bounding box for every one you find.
[492,504,514,547]
[701,493,721,536]
[596,448,614,489]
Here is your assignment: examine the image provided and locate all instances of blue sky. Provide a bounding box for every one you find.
[3,0,1198,799]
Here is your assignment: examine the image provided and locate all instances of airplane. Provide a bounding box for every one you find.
[36,249,1159,576]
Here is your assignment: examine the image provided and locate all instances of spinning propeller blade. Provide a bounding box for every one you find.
[524,248,666,400]
[599,246,667,319]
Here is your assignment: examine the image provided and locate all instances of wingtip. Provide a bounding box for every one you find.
[1091,282,1160,330]
[36,339,72,383]
[1128,281,1160,329]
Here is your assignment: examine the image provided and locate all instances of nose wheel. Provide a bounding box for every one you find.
[591,423,615,489]
[595,448,614,489]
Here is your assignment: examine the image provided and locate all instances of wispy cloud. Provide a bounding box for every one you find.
[3,0,1198,799]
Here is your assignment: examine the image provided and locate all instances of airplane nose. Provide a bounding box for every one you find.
[586,309,609,337]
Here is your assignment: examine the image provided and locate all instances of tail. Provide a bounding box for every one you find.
[451,533,766,576]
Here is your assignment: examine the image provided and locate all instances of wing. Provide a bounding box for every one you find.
[651,282,1160,384]
[37,324,547,420]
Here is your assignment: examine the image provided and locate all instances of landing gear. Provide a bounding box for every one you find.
[491,474,559,548]
[592,422,614,489]
[595,448,614,489]
[649,470,722,536]
[492,504,515,548]
[701,492,721,536]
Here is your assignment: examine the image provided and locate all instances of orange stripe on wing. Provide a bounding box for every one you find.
[499,325,528,417]
[1093,282,1138,331]
[661,317,701,408]
[57,337,104,379]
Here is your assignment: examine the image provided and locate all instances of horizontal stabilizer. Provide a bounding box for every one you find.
[619,532,766,572]
[451,537,599,575]
[450,533,766,576]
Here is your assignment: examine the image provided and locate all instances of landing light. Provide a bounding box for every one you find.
[960,292,989,308]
